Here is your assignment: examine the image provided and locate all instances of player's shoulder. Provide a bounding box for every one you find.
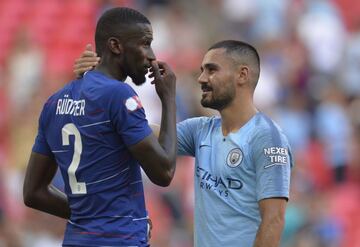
[108,81,136,99]
[177,116,220,144]
[179,115,220,129]
[37,79,80,125]
[255,112,282,130]
[251,112,288,143]
[201,115,220,129]
[84,70,135,98]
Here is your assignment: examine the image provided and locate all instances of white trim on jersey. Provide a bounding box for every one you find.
[79,120,111,128]
[86,167,129,185]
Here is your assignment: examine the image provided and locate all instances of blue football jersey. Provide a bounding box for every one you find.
[32,70,152,247]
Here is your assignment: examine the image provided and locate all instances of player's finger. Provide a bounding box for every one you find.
[157,61,171,75]
[151,60,161,80]
[74,58,97,65]
[74,66,94,72]
[149,76,156,84]
[157,61,167,68]
[74,61,98,69]
[81,50,98,58]
[148,72,157,84]
[74,68,92,77]
[74,66,94,74]
[85,43,93,51]
[83,44,97,57]
[75,57,100,65]
[149,66,164,72]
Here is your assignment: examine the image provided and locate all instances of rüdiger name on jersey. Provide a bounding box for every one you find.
[56,95,85,116]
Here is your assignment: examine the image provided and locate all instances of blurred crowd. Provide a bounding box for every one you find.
[0,0,360,246]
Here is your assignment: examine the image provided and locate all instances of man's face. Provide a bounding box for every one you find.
[198,48,237,110]
[123,23,155,85]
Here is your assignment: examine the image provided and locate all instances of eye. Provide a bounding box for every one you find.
[144,41,152,47]
[202,64,218,75]
[207,67,216,74]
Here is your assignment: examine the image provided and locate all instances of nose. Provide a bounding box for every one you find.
[147,48,156,62]
[197,71,208,85]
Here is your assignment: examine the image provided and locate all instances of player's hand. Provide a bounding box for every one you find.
[73,44,100,78]
[149,61,176,101]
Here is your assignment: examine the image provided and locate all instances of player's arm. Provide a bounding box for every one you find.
[252,127,293,247]
[23,152,71,219]
[253,197,287,247]
[73,48,177,186]
[149,123,160,138]
[128,61,177,187]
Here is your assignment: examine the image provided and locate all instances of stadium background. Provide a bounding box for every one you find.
[0,0,360,246]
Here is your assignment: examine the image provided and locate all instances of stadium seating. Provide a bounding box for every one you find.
[0,0,97,73]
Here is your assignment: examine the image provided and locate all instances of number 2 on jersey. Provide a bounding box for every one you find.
[62,123,87,194]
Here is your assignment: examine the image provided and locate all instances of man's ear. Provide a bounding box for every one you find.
[108,37,123,55]
[237,65,249,86]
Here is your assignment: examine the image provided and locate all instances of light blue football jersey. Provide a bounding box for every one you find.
[177,112,293,247]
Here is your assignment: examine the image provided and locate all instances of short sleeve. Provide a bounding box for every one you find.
[32,106,53,157]
[252,127,293,201]
[109,84,152,146]
[177,117,203,156]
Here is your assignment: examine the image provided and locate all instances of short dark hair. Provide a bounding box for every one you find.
[95,7,150,55]
[209,40,260,87]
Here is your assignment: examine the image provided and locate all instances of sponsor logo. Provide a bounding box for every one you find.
[196,166,243,198]
[263,147,289,169]
[226,148,243,168]
[125,96,143,112]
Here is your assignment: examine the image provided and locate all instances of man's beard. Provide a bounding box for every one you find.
[201,90,235,110]
[132,74,146,85]
[130,71,147,86]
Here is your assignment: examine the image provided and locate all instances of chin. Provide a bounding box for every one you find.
[201,99,216,109]
[133,80,146,86]
[132,75,146,86]
[201,98,229,110]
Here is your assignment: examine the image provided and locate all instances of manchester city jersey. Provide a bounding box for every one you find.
[177,113,293,247]
[32,70,152,247]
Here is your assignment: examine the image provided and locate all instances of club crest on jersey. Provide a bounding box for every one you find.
[125,96,143,112]
[226,148,243,168]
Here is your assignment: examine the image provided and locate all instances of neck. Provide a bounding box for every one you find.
[95,55,126,82]
[219,93,257,136]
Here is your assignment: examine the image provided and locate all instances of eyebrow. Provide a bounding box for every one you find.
[200,63,220,71]
[142,36,153,41]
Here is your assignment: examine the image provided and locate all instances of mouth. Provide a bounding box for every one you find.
[201,85,212,96]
